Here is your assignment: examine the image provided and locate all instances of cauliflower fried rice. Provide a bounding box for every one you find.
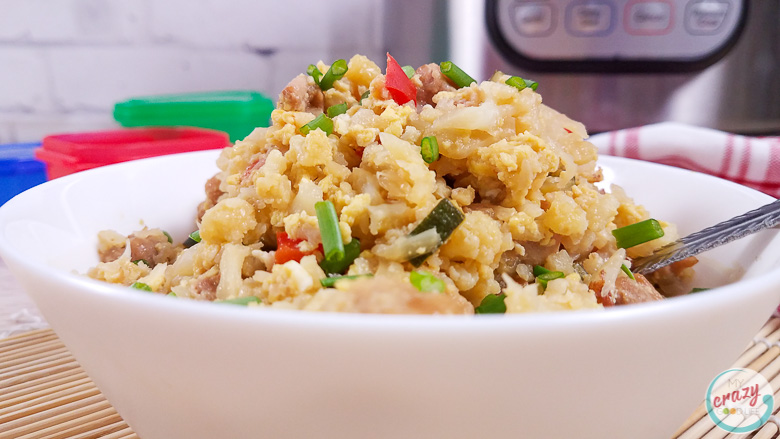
[88,54,695,314]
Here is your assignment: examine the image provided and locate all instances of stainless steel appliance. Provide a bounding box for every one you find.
[383,0,779,134]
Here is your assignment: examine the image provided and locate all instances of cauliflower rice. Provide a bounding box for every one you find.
[88,54,695,314]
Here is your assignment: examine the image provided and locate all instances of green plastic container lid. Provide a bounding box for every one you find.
[113,90,274,142]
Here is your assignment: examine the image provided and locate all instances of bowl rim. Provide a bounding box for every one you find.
[1,150,778,332]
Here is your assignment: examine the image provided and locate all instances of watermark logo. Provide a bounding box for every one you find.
[706,368,774,433]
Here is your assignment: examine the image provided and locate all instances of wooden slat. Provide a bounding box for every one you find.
[0,368,87,401]
[15,408,123,439]
[0,338,65,369]
[0,332,58,355]
[756,318,780,339]
[748,422,779,439]
[66,419,130,439]
[0,340,67,368]
[731,321,780,370]
[0,345,69,371]
[0,393,108,433]
[0,353,78,388]
[0,328,56,346]
[98,428,139,439]
[0,360,81,390]
[0,374,91,410]
[0,384,101,422]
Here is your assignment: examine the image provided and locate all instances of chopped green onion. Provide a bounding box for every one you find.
[533,265,553,277]
[410,270,445,293]
[168,292,177,297]
[183,230,201,248]
[162,231,173,243]
[360,90,370,103]
[537,270,564,289]
[318,59,348,91]
[534,265,569,289]
[320,273,372,288]
[691,287,710,293]
[505,76,539,92]
[130,282,152,292]
[505,76,526,90]
[475,293,507,314]
[420,136,439,163]
[300,113,334,136]
[319,239,361,274]
[307,64,323,85]
[621,264,636,280]
[612,219,665,249]
[439,61,476,88]
[327,102,348,118]
[217,296,260,306]
[402,65,415,79]
[408,199,465,267]
[190,230,201,242]
[315,201,345,262]
[131,259,150,266]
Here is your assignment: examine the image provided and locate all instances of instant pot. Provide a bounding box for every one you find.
[383,0,779,134]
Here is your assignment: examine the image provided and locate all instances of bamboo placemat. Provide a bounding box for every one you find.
[673,317,780,439]
[0,329,137,439]
[3,322,780,439]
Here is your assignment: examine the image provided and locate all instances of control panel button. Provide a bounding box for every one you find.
[510,2,555,37]
[625,0,674,35]
[567,2,614,36]
[686,0,730,34]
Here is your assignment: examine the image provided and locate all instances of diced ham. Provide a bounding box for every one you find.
[240,155,267,185]
[99,246,125,263]
[197,174,225,221]
[646,256,698,297]
[516,240,562,267]
[590,272,664,307]
[205,175,224,203]
[415,63,456,107]
[278,73,324,113]
[99,229,176,267]
[128,232,176,267]
[194,274,220,301]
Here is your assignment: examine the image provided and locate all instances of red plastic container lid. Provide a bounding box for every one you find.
[36,127,229,178]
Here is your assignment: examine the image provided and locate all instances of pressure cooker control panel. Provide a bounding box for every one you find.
[486,0,747,72]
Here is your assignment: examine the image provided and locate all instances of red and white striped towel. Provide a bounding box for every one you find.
[589,122,780,198]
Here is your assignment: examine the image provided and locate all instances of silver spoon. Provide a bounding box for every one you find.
[631,198,780,274]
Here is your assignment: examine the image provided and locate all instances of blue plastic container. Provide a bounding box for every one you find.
[0,142,47,206]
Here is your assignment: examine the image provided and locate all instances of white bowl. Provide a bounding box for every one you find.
[1,150,779,439]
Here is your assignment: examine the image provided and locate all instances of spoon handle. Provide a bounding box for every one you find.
[632,198,780,274]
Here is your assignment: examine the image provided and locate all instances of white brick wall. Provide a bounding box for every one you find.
[0,48,51,112]
[0,0,384,143]
[149,0,329,49]
[49,46,273,110]
[0,0,147,44]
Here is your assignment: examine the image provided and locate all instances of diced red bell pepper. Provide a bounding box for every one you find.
[385,53,417,106]
[275,232,309,265]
